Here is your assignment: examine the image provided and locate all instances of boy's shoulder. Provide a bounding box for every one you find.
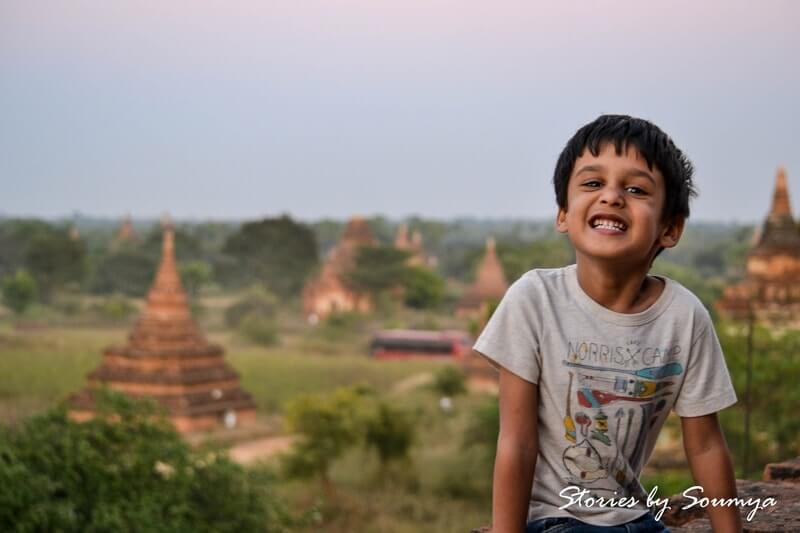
[657,274,715,327]
[507,265,713,329]
[511,265,575,292]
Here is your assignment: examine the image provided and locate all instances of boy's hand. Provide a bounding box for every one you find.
[681,413,743,533]
[492,367,538,533]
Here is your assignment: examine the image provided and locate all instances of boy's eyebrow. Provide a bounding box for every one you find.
[622,168,656,185]
[574,164,656,185]
[574,164,605,176]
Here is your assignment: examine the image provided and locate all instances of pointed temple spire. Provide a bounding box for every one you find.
[716,166,800,327]
[113,214,139,245]
[71,224,256,433]
[340,216,377,247]
[456,236,509,316]
[754,167,800,251]
[768,166,792,221]
[395,223,410,249]
[411,229,423,250]
[302,216,377,319]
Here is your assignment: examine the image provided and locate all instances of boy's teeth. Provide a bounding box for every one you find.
[592,219,627,230]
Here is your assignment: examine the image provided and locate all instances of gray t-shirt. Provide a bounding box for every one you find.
[474,265,737,526]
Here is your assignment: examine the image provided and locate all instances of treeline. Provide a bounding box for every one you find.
[0,215,753,318]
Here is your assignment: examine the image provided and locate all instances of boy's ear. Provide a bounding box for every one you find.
[556,208,569,234]
[659,216,685,249]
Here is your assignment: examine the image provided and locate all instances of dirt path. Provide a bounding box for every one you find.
[227,371,449,465]
[228,435,296,465]
[390,371,434,394]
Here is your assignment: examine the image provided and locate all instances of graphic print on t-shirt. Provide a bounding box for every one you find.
[560,339,684,497]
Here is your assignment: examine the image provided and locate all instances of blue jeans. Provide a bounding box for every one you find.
[525,512,670,533]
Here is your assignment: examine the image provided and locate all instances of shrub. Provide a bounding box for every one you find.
[463,396,499,467]
[402,267,445,310]
[238,313,279,347]
[364,401,415,468]
[0,391,291,532]
[1,269,38,315]
[432,365,466,398]
[282,387,369,491]
[225,286,278,328]
[91,293,137,321]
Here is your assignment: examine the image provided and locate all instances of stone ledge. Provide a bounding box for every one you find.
[663,480,800,532]
[763,457,800,483]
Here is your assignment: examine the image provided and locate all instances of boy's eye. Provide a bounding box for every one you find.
[626,186,647,195]
[582,180,602,188]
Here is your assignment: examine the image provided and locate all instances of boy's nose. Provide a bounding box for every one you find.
[599,186,625,207]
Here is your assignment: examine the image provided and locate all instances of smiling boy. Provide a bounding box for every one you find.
[475,115,742,532]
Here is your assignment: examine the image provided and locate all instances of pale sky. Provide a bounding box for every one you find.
[1,1,798,222]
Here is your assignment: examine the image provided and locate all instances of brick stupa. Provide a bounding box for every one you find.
[457,237,509,317]
[70,223,257,433]
[394,224,427,267]
[302,216,377,320]
[716,167,800,327]
[112,214,139,248]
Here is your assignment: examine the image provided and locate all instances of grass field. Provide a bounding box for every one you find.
[0,322,446,420]
[0,317,702,533]
[0,320,495,532]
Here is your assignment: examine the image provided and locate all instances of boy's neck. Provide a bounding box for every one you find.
[574,257,664,314]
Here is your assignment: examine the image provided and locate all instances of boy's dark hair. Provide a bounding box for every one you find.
[553,114,696,223]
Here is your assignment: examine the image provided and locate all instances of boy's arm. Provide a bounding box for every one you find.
[681,413,743,533]
[492,366,538,533]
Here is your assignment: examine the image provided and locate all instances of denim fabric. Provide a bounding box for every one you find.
[525,512,670,533]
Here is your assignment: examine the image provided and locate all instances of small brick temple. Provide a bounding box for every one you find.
[457,237,509,318]
[717,167,800,327]
[70,223,256,433]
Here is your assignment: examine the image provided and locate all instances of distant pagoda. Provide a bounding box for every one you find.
[70,223,256,433]
[394,223,427,267]
[716,167,800,327]
[457,237,509,317]
[302,216,377,320]
[112,214,139,247]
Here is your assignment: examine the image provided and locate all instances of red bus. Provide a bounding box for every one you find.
[370,329,472,360]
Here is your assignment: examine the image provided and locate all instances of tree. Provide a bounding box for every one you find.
[282,387,367,494]
[141,226,205,263]
[432,365,467,398]
[402,266,445,309]
[221,216,319,297]
[23,228,87,301]
[0,219,58,280]
[364,402,415,472]
[224,285,278,328]
[91,250,157,297]
[238,313,279,347]
[345,246,411,299]
[179,260,213,297]
[498,237,574,282]
[0,391,291,532]
[1,269,38,315]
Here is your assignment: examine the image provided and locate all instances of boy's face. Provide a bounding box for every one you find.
[556,143,684,266]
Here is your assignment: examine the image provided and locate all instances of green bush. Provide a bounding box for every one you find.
[311,311,365,343]
[1,269,38,315]
[90,293,137,321]
[239,313,279,347]
[0,391,291,532]
[462,396,499,468]
[365,401,415,468]
[402,267,445,310]
[225,286,278,328]
[282,387,370,490]
[432,366,466,398]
